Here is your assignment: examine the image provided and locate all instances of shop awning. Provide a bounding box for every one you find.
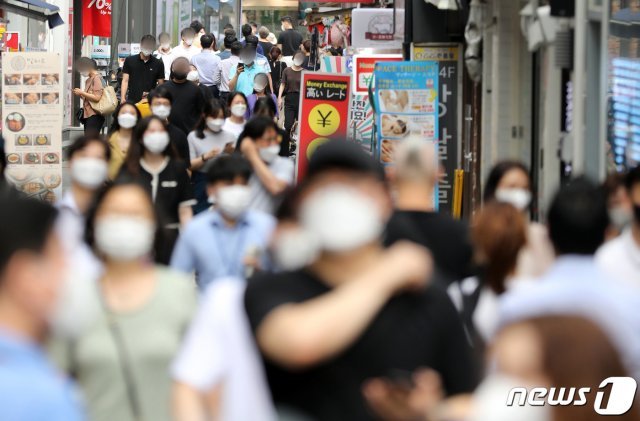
[0,0,64,28]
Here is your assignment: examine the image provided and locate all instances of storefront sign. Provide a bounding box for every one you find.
[82,0,112,37]
[91,44,110,59]
[374,61,440,205]
[351,8,404,49]
[411,44,462,214]
[2,52,64,203]
[296,72,352,182]
[4,32,19,51]
[353,54,402,95]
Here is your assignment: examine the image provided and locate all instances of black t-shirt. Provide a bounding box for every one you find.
[122,54,165,103]
[281,67,302,95]
[118,158,194,225]
[163,80,205,135]
[269,60,288,93]
[277,29,303,56]
[385,211,474,284]
[259,40,274,57]
[244,270,477,421]
[167,123,190,167]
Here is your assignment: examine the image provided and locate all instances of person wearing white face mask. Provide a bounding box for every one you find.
[147,86,191,165]
[0,195,85,420]
[187,100,237,213]
[154,32,175,80]
[278,50,304,137]
[171,155,276,291]
[223,91,249,139]
[56,135,110,280]
[171,27,200,62]
[121,34,165,105]
[107,102,141,179]
[117,116,195,264]
[237,116,294,214]
[245,73,279,120]
[484,160,554,278]
[244,140,477,420]
[50,182,196,421]
[72,57,105,134]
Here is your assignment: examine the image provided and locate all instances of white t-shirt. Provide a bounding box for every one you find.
[187,129,237,170]
[222,118,245,140]
[153,48,174,80]
[171,44,201,62]
[596,229,640,288]
[171,278,275,421]
[249,156,295,214]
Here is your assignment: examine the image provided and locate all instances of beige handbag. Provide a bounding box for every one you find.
[88,76,117,115]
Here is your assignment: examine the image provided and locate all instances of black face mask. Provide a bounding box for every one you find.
[172,71,188,81]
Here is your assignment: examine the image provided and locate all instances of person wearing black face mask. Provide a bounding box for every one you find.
[163,57,206,135]
[597,166,640,288]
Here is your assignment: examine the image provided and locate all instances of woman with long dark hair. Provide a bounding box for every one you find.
[187,100,237,213]
[118,116,195,263]
[107,102,142,179]
[253,96,291,157]
[50,181,196,421]
[222,92,248,140]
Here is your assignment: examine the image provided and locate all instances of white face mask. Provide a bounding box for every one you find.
[259,145,280,163]
[281,24,286,31]
[293,57,304,67]
[609,206,632,230]
[272,228,320,271]
[253,81,267,92]
[231,103,247,117]
[143,132,170,154]
[207,118,225,132]
[151,104,171,119]
[140,48,153,57]
[80,70,90,77]
[185,38,194,46]
[95,215,155,261]
[495,188,532,211]
[117,113,138,129]
[187,70,199,82]
[300,185,385,252]
[49,268,100,339]
[71,157,108,189]
[161,42,171,50]
[216,185,252,219]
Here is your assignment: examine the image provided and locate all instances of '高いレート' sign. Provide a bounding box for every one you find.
[296,72,352,182]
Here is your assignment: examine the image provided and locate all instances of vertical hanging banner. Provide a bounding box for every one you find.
[82,0,112,37]
[2,52,64,203]
[296,72,352,182]
[411,44,463,214]
[374,61,440,204]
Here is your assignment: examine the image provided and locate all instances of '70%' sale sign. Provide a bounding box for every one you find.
[296,72,352,182]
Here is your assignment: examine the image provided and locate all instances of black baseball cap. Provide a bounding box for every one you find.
[306,139,385,182]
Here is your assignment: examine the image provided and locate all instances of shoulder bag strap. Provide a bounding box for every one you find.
[98,291,143,421]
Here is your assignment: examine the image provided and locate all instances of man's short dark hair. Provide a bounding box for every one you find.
[141,34,156,45]
[625,166,640,191]
[224,34,237,48]
[190,20,204,33]
[0,194,58,275]
[249,21,258,29]
[241,24,252,37]
[547,177,609,256]
[224,23,234,31]
[201,34,214,49]
[281,16,293,24]
[306,139,385,182]
[244,35,259,47]
[207,155,252,184]
[148,85,174,105]
[181,27,196,38]
[66,134,111,162]
[230,41,243,55]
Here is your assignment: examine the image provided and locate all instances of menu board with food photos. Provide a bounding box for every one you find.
[2,52,63,203]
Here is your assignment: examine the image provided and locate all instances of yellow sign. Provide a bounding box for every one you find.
[306,137,331,159]
[308,104,340,137]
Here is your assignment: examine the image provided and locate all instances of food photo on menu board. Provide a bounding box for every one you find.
[1,52,64,204]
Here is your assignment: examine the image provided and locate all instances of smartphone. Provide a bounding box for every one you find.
[237,63,245,72]
[385,369,415,392]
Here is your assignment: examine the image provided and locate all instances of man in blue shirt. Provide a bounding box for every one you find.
[229,44,270,97]
[0,193,84,420]
[171,155,276,290]
[500,178,640,380]
[241,23,264,55]
[190,34,222,98]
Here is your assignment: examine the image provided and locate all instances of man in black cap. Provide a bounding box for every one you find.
[244,140,477,420]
